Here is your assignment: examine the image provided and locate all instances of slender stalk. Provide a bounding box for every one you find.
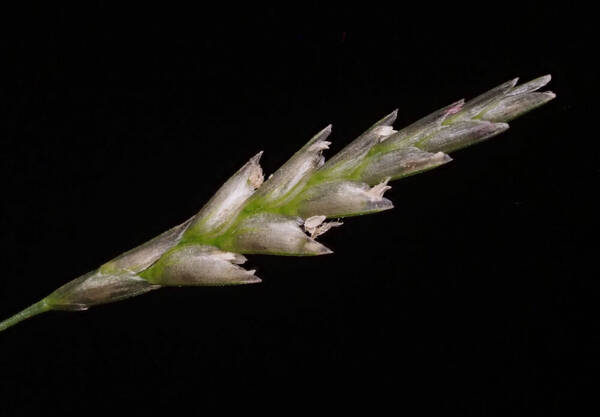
[0,300,50,332]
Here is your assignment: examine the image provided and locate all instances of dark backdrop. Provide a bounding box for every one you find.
[1,5,596,416]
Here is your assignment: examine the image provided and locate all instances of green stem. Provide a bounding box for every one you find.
[0,300,51,333]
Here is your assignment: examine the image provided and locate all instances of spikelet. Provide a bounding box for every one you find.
[0,75,555,332]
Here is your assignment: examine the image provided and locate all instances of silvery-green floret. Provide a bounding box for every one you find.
[357,147,452,184]
[46,270,159,311]
[100,217,194,274]
[418,120,509,153]
[186,152,264,238]
[375,100,465,152]
[505,74,552,96]
[223,213,332,256]
[142,245,260,286]
[479,92,556,122]
[250,125,332,208]
[318,110,398,179]
[446,78,519,122]
[290,179,394,218]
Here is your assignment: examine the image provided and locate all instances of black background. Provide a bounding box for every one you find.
[1,4,597,416]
